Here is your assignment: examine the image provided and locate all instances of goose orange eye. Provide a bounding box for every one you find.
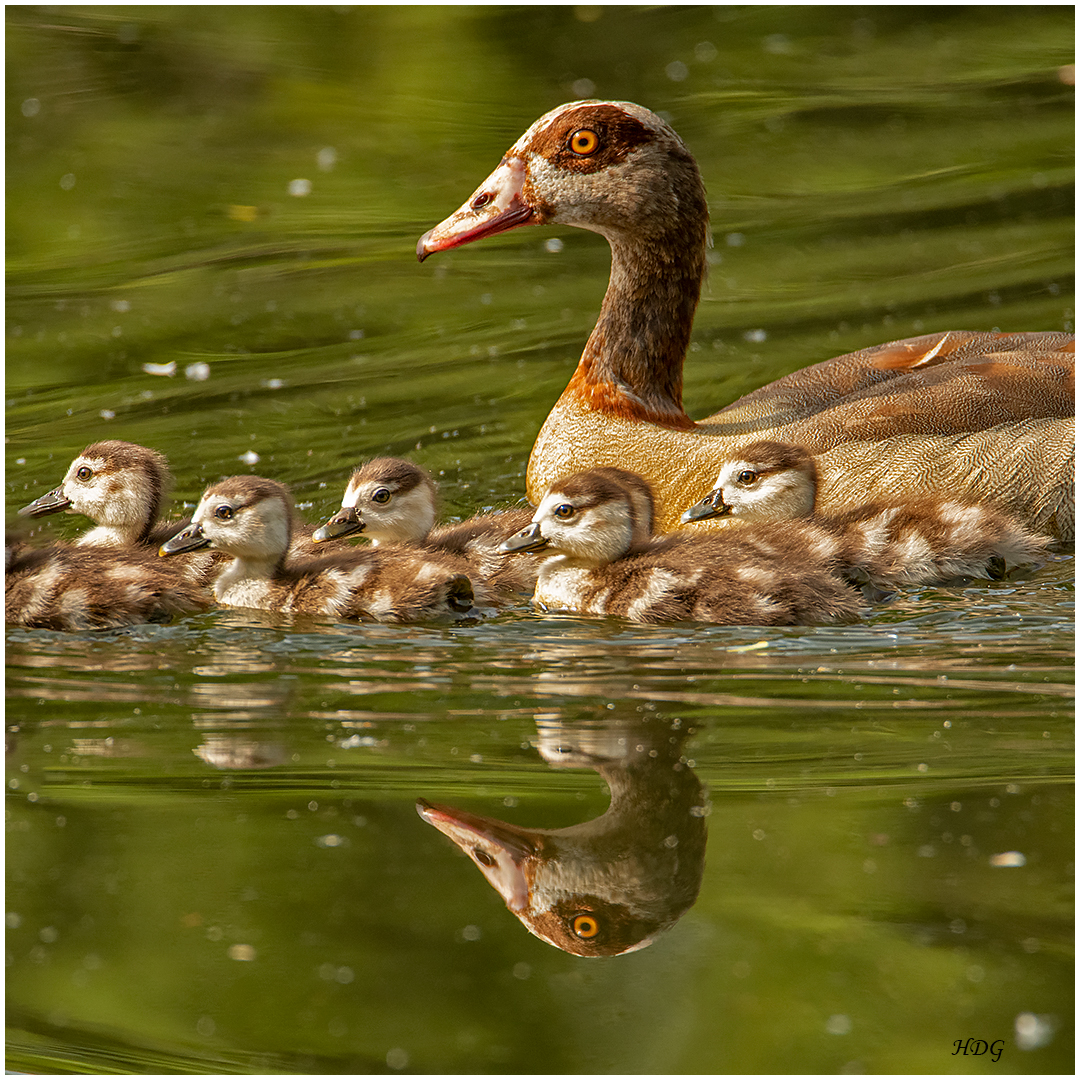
[371,488,392,505]
[571,914,599,939]
[736,470,758,486]
[214,505,234,521]
[553,503,575,519]
[568,129,600,156]
[75,466,93,481]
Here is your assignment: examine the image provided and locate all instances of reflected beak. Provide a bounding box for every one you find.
[680,489,731,524]
[499,521,548,554]
[312,506,364,543]
[159,522,210,556]
[18,487,71,517]
[417,157,537,262]
[417,798,540,912]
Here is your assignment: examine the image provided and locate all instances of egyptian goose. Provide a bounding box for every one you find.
[311,457,540,602]
[417,716,705,957]
[681,440,1053,587]
[159,475,478,623]
[417,100,1074,532]
[6,540,209,632]
[500,466,861,625]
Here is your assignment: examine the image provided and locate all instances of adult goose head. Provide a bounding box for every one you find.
[418,100,1074,532]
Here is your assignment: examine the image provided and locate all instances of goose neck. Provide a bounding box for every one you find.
[567,231,705,429]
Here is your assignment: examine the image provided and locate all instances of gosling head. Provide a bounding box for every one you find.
[681,441,818,525]
[160,476,293,566]
[501,467,655,567]
[19,440,171,544]
[312,458,437,546]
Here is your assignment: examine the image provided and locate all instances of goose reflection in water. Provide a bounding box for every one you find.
[417,716,707,957]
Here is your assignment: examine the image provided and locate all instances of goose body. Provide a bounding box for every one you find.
[500,467,861,626]
[6,541,209,631]
[418,100,1074,533]
[160,475,477,623]
[311,457,540,602]
[681,441,1053,587]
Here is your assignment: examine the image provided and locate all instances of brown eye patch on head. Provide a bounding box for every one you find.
[530,105,655,174]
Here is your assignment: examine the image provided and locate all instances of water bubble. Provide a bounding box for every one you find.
[1015,1012,1056,1050]
[59,173,76,191]
[288,178,312,197]
[665,60,689,82]
[989,851,1026,867]
[21,98,40,118]
[317,147,337,171]
[571,78,595,98]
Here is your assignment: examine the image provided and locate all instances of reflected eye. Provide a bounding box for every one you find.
[471,192,492,210]
[75,465,93,481]
[568,129,600,156]
[214,505,235,521]
[472,848,495,868]
[371,488,392,505]
[736,470,758,486]
[553,503,575,520]
[571,913,600,939]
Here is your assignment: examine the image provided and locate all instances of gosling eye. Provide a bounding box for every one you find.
[568,128,600,156]
[736,470,758,486]
[472,848,495,868]
[370,488,392,505]
[570,913,600,939]
[75,465,93,481]
[553,503,575,520]
[214,504,235,521]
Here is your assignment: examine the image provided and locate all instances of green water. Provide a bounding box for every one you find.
[6,6,1074,1074]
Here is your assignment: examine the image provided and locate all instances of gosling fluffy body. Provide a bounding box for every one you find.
[162,475,477,623]
[684,440,1052,586]
[313,457,539,602]
[6,541,209,631]
[502,467,861,626]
